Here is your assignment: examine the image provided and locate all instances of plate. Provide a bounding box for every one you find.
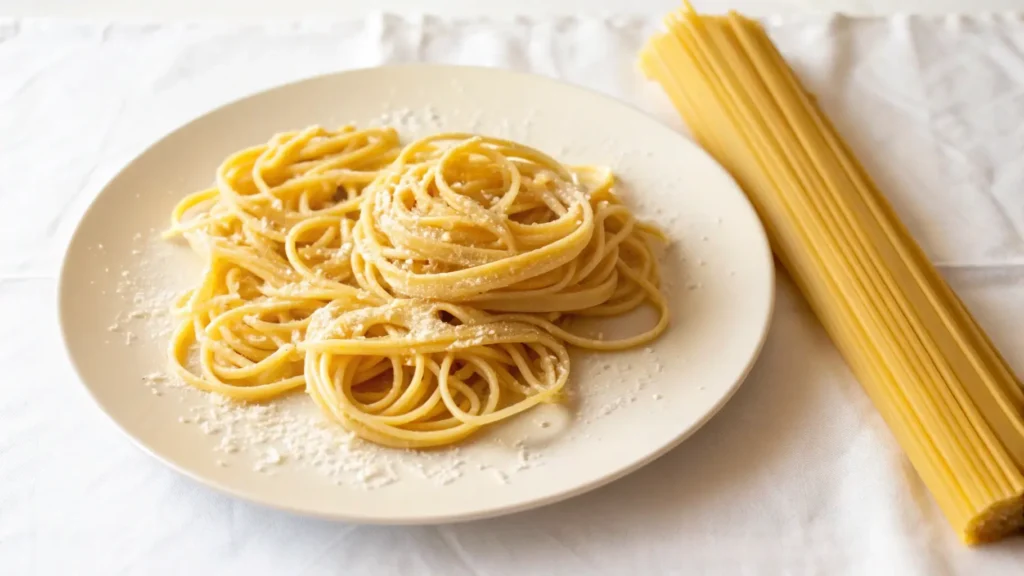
[58,65,774,523]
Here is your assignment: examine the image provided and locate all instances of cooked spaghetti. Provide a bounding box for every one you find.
[165,127,669,448]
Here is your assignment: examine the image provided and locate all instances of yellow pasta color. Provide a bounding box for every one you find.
[165,126,668,448]
[639,2,1024,543]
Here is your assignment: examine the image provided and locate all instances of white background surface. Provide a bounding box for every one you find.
[5,0,1024,18]
[2,3,1024,576]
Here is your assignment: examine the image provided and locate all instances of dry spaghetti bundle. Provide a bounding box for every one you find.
[640,2,1024,543]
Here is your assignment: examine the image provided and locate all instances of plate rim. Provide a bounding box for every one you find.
[57,63,777,524]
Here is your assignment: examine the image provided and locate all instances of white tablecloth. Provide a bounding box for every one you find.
[1,13,1023,575]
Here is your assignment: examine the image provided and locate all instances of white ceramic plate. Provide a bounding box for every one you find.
[59,65,774,523]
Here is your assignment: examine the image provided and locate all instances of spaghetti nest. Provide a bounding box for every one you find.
[353,133,668,350]
[166,127,669,448]
[304,299,569,448]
